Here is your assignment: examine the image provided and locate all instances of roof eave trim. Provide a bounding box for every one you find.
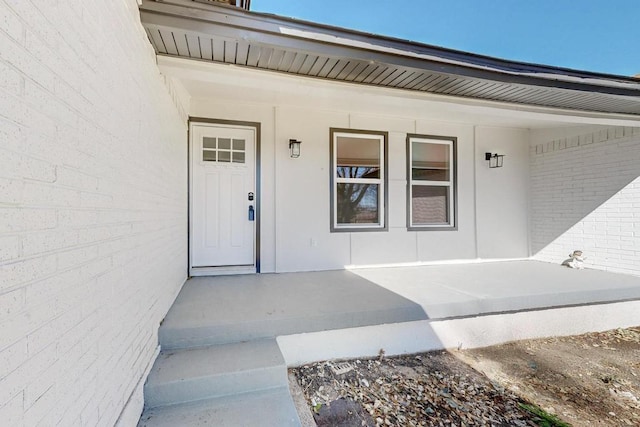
[140,0,640,96]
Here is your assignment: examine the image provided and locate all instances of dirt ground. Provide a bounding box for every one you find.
[292,327,640,426]
[459,327,640,426]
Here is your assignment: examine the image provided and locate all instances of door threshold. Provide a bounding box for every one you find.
[190,265,257,277]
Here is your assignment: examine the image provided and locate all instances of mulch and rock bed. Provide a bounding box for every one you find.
[292,327,640,427]
[293,351,537,426]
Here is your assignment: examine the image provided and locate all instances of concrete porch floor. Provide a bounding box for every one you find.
[353,260,640,319]
[276,260,640,364]
[139,260,640,426]
[159,268,429,350]
[162,260,640,350]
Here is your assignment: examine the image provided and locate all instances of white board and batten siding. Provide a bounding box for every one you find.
[186,64,533,274]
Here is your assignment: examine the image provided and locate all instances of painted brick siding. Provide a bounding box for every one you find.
[530,126,640,275]
[0,0,187,426]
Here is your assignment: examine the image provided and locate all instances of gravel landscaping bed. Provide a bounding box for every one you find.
[292,327,640,426]
[293,351,536,426]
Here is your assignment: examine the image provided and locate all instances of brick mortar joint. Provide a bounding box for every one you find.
[533,127,640,155]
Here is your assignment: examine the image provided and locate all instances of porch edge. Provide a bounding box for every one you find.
[277,300,640,366]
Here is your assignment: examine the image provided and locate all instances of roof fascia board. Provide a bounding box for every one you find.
[140,0,640,98]
[158,55,640,128]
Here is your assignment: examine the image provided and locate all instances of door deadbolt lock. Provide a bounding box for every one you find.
[248,192,254,201]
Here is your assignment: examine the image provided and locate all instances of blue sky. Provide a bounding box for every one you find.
[251,1,640,77]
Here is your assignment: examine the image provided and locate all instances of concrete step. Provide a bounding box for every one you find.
[144,339,287,408]
[138,387,301,427]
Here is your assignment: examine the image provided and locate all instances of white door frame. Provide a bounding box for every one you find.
[188,118,261,276]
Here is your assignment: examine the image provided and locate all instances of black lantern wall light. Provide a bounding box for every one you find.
[289,139,302,158]
[485,152,505,168]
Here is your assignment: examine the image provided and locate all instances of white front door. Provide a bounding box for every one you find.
[190,123,256,270]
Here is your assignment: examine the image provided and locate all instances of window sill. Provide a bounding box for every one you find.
[407,225,457,231]
[331,226,388,233]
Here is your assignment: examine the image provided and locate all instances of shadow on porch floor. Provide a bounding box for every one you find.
[159,268,429,350]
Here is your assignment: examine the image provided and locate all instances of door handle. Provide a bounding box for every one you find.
[248,205,255,221]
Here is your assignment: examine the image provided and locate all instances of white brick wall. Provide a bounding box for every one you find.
[0,0,187,425]
[530,126,640,275]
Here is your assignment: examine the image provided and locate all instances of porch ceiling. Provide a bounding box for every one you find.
[140,0,640,117]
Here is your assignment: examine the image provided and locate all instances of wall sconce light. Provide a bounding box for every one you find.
[485,152,505,168]
[289,139,302,158]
